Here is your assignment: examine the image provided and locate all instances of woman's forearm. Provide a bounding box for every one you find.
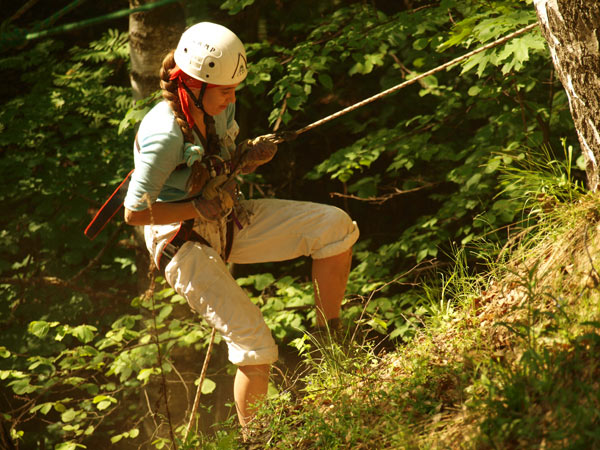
[124,201,198,226]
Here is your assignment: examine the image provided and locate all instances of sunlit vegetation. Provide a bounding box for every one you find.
[1,1,594,448]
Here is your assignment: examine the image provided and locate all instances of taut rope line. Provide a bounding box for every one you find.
[263,22,539,144]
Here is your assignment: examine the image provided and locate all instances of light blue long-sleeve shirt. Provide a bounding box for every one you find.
[124,101,238,211]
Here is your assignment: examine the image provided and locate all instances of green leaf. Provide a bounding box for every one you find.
[367,317,388,334]
[158,305,173,321]
[0,371,13,380]
[54,402,67,413]
[200,377,216,395]
[468,86,482,96]
[9,378,38,395]
[318,73,333,90]
[93,394,117,404]
[61,408,78,423]
[55,442,86,450]
[137,368,158,383]
[303,70,316,84]
[413,38,429,51]
[31,402,53,415]
[93,395,118,411]
[97,400,112,411]
[119,104,151,134]
[286,95,303,110]
[28,321,59,339]
[267,382,279,398]
[437,18,476,52]
[254,273,275,290]
[348,175,380,198]
[171,294,186,304]
[71,325,97,343]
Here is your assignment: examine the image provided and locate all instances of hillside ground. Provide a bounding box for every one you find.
[197,190,600,449]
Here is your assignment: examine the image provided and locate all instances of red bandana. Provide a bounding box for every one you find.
[169,67,217,128]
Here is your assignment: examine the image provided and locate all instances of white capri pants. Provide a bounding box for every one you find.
[144,198,359,366]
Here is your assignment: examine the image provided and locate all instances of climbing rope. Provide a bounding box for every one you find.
[261,22,539,144]
[40,0,89,31]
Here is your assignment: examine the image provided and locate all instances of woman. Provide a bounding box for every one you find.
[123,22,359,426]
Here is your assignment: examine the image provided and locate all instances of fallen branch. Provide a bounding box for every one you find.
[184,326,217,442]
[330,182,438,205]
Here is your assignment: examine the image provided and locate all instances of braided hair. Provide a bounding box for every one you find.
[160,50,194,143]
[159,50,209,194]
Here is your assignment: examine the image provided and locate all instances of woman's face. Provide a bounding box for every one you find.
[192,83,239,116]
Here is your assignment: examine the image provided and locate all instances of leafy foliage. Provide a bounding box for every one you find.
[1,279,216,447]
[0,0,586,447]
[0,30,140,447]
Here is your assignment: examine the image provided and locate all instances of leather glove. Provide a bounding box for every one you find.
[240,136,278,173]
[192,178,236,222]
[186,161,210,196]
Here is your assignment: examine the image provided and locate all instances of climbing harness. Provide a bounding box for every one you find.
[156,219,231,272]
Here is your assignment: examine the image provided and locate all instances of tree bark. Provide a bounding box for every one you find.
[533,0,600,191]
[128,0,186,289]
[129,0,186,100]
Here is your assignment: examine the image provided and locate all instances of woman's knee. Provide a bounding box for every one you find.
[237,364,270,379]
[311,209,359,260]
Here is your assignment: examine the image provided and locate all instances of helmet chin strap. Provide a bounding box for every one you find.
[180,80,208,114]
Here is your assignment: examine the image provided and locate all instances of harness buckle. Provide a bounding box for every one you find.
[162,242,180,261]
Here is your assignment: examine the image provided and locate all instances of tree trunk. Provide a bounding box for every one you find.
[533,0,600,191]
[127,4,189,445]
[129,0,186,100]
[127,0,186,289]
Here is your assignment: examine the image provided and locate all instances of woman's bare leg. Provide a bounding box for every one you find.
[233,247,352,425]
[234,364,270,426]
[311,247,353,326]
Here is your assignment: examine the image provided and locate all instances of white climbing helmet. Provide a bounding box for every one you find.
[174,22,247,86]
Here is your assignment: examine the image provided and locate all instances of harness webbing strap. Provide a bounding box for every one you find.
[84,134,143,240]
[84,169,133,240]
[157,220,207,271]
[157,217,234,273]
[224,218,235,262]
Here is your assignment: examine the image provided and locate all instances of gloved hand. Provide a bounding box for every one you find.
[186,161,210,196]
[192,178,237,222]
[240,136,278,173]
